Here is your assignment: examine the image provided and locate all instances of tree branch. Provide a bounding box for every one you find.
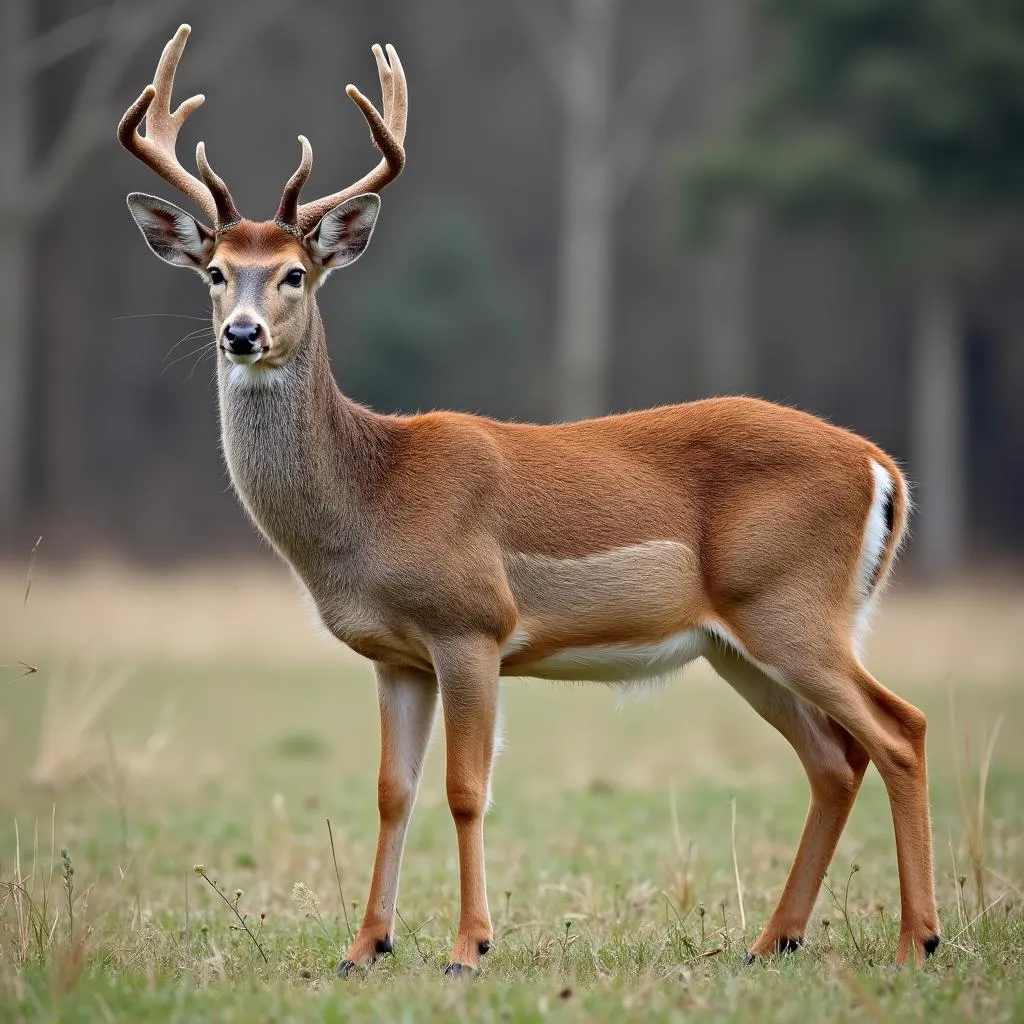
[27,0,189,220]
[611,52,689,204]
[19,6,117,79]
[511,0,570,106]
[21,0,283,223]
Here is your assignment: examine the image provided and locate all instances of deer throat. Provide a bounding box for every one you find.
[217,354,354,568]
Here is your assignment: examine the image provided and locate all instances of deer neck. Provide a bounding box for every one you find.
[216,307,388,570]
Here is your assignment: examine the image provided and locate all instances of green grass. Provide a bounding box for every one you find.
[1,655,1023,1021]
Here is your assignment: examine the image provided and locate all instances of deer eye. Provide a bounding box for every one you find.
[208,266,225,285]
[284,268,305,288]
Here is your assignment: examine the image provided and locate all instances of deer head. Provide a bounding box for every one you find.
[118,25,407,371]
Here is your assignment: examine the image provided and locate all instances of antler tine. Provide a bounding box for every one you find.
[274,136,314,229]
[375,43,396,129]
[382,43,408,144]
[294,44,408,234]
[117,24,240,229]
[196,142,242,229]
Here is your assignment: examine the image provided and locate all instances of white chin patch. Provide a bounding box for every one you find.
[226,361,288,390]
[223,350,263,365]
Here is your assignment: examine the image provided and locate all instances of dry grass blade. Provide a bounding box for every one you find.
[24,536,42,606]
[27,664,171,790]
[949,834,967,930]
[1,660,38,683]
[396,907,434,966]
[326,818,353,941]
[949,682,1004,918]
[184,870,191,966]
[949,894,1006,945]
[669,780,695,910]
[730,797,746,932]
[3,537,43,686]
[30,664,132,789]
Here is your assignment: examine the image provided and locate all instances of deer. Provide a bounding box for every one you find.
[118,24,940,976]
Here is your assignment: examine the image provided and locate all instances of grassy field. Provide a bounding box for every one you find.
[2,571,1023,1021]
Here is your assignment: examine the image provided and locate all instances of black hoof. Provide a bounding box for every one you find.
[336,959,357,978]
[743,936,803,964]
[444,962,474,979]
[923,934,941,957]
[375,936,394,955]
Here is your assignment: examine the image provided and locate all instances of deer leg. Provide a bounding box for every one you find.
[706,644,869,959]
[431,635,501,976]
[338,664,437,976]
[788,656,939,965]
[724,608,940,966]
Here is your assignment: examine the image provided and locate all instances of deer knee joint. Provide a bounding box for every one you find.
[901,705,927,752]
[885,705,927,776]
[815,759,860,802]
[378,776,415,824]
[446,781,486,825]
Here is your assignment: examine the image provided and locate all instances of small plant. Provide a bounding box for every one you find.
[292,882,335,949]
[823,861,863,956]
[61,848,74,943]
[560,919,575,965]
[192,865,267,963]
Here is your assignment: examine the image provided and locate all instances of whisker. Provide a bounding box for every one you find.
[162,327,216,366]
[114,313,212,322]
[161,340,216,377]
[184,345,215,382]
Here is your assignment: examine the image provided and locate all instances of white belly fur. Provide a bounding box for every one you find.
[502,627,708,683]
[500,540,708,683]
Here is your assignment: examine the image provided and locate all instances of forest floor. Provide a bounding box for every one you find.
[1,564,1023,1022]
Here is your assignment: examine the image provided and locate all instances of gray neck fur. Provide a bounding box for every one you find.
[216,308,394,581]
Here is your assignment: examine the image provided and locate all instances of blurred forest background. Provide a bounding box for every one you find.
[2,0,1022,580]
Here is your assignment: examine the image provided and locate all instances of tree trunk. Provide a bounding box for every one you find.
[696,0,756,397]
[909,281,965,579]
[0,0,31,546]
[696,205,756,395]
[553,0,616,421]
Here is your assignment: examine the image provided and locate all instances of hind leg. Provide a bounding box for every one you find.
[790,656,938,964]
[706,643,870,957]
[722,602,940,965]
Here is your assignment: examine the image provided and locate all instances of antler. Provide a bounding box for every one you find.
[117,24,241,229]
[276,44,408,234]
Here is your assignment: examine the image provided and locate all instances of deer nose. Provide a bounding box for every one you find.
[223,321,262,355]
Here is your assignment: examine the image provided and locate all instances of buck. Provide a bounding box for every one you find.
[119,25,940,975]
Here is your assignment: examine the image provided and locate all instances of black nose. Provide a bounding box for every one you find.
[223,321,262,355]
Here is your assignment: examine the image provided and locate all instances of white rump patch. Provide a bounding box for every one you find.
[857,460,893,599]
[852,459,894,658]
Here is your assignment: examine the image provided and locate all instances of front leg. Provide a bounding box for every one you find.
[432,635,501,976]
[338,664,437,976]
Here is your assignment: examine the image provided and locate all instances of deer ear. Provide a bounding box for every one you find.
[303,193,380,270]
[126,193,215,269]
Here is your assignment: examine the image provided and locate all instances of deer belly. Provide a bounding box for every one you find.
[499,540,709,682]
[503,629,708,682]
